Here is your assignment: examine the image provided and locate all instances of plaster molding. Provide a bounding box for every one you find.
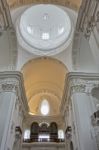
[1,83,17,92]
[61,72,99,113]
[72,0,99,69]
[0,0,12,28]
[0,78,19,93]
[0,71,29,113]
[70,78,99,94]
[28,88,61,103]
[24,113,64,127]
[75,0,99,39]
[8,0,80,11]
[16,5,74,56]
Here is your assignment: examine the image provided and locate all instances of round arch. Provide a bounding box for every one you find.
[21,57,68,116]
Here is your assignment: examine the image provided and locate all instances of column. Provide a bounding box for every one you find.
[70,76,99,150]
[61,73,99,150]
[0,83,17,150]
[0,72,28,150]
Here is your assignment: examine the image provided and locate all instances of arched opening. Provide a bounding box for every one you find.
[21,57,68,116]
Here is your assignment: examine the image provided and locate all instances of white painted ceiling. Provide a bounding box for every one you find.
[19,4,72,54]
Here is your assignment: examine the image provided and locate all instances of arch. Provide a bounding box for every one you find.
[30,122,39,141]
[50,122,58,141]
[21,57,68,71]
[9,1,80,13]
[21,57,68,116]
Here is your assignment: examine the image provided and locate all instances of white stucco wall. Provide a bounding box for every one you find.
[0,30,17,71]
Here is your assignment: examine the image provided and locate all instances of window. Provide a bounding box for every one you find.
[24,130,30,140]
[42,33,50,40]
[40,99,50,116]
[58,130,64,139]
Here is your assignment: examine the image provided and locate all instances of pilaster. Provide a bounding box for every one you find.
[0,71,28,150]
[61,72,99,150]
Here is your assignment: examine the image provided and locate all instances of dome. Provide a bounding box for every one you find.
[19,4,72,55]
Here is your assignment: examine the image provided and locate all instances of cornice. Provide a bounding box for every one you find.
[24,113,64,126]
[67,72,99,80]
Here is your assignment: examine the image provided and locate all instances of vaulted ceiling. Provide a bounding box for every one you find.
[22,57,68,116]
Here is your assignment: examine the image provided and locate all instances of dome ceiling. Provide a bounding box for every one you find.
[19,4,71,52]
[17,4,73,56]
[22,57,68,116]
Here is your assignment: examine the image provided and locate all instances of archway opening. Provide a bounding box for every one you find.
[22,57,68,116]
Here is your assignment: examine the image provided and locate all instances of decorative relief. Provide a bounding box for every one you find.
[2,84,16,92]
[72,0,99,69]
[71,84,86,93]
[91,110,99,149]
[65,126,72,140]
[0,78,19,92]
[75,0,99,39]
[61,73,99,112]
[0,0,12,29]
[69,78,99,94]
[15,126,22,140]
[0,72,28,114]
[91,110,99,126]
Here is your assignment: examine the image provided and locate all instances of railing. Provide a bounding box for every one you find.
[23,138,65,143]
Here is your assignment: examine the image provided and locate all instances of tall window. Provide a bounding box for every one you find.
[40,99,50,116]
[24,129,30,140]
[58,130,64,139]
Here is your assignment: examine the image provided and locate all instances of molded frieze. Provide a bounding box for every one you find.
[0,72,28,111]
[61,73,99,112]
[70,78,99,94]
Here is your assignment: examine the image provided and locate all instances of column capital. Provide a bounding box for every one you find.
[0,71,28,112]
[68,73,99,94]
[70,78,99,94]
[61,72,99,112]
[0,79,19,93]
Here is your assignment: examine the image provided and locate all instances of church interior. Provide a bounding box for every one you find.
[0,0,99,150]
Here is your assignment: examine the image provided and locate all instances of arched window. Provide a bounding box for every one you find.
[24,129,30,140]
[40,99,50,116]
[58,129,64,139]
